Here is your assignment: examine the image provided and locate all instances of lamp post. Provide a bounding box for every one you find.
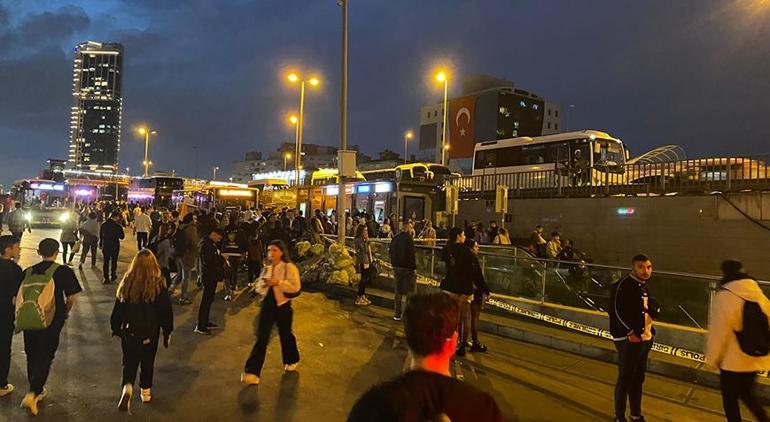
[337,0,349,244]
[286,72,319,187]
[435,71,449,166]
[212,166,219,181]
[404,130,413,164]
[137,127,157,177]
[284,152,293,171]
[288,115,299,183]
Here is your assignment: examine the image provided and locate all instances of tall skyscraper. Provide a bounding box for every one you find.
[68,41,124,173]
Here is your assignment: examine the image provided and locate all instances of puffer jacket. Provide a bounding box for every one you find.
[706,277,770,372]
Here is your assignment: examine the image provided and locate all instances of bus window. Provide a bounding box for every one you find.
[403,196,425,221]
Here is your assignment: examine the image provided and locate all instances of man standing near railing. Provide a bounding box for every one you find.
[609,254,655,422]
[389,222,416,321]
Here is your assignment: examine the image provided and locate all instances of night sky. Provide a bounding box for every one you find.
[1,0,770,188]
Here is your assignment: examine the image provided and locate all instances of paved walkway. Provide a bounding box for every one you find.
[0,229,761,421]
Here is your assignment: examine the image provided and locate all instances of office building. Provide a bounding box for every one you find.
[418,75,561,166]
[68,41,124,173]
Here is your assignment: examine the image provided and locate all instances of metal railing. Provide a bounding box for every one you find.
[453,155,770,198]
[328,235,770,331]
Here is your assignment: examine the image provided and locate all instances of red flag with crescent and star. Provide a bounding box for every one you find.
[448,96,475,159]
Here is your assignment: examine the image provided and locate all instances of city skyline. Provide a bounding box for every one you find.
[1,1,770,188]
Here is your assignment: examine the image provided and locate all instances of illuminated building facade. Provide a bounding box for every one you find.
[68,41,124,173]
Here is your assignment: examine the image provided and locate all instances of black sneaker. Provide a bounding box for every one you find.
[194,326,211,335]
[224,294,232,302]
[629,417,645,422]
[469,342,488,353]
[392,315,402,321]
[455,346,466,357]
[103,279,111,285]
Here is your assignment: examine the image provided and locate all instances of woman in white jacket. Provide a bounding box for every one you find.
[706,260,770,422]
[241,240,301,386]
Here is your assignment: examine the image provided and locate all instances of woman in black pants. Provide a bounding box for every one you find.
[110,249,173,411]
[354,225,374,306]
[241,240,301,386]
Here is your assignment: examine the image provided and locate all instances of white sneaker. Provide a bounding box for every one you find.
[118,384,132,411]
[241,372,260,385]
[0,383,13,397]
[284,363,298,373]
[140,388,151,403]
[20,392,38,416]
[355,296,369,306]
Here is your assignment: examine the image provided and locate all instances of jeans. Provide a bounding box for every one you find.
[136,232,149,251]
[443,292,471,348]
[103,247,120,282]
[61,242,76,264]
[0,321,12,387]
[247,260,262,285]
[226,256,240,294]
[358,264,374,296]
[470,296,484,343]
[614,340,652,419]
[393,267,416,317]
[244,290,299,376]
[80,241,97,266]
[23,322,63,394]
[197,278,218,328]
[121,334,160,389]
[173,258,192,298]
[720,370,769,422]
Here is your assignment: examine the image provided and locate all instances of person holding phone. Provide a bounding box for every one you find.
[241,240,300,386]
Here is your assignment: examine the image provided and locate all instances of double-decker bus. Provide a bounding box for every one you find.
[128,176,184,207]
[470,130,628,189]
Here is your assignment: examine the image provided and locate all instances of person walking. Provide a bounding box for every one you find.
[608,254,655,422]
[706,260,770,422]
[100,211,126,285]
[59,210,79,266]
[389,222,416,321]
[222,215,246,301]
[78,212,100,269]
[466,239,491,353]
[440,227,474,357]
[172,214,197,305]
[195,228,225,335]
[7,203,30,241]
[246,230,264,288]
[111,249,173,411]
[133,208,152,251]
[241,240,300,386]
[19,239,82,416]
[354,225,374,306]
[0,236,23,397]
[348,293,504,422]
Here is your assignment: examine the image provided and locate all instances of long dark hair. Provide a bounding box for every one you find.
[268,240,291,263]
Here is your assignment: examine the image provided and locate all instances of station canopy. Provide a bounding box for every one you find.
[627,145,686,164]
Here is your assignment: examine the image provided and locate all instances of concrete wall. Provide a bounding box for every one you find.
[459,192,770,279]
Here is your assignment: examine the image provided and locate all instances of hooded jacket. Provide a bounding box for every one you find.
[706,276,770,372]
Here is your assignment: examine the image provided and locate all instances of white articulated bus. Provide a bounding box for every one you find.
[469,130,629,190]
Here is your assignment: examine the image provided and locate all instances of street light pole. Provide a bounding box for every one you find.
[212,166,219,180]
[337,0,349,245]
[404,130,413,164]
[297,81,305,187]
[143,130,150,177]
[441,77,448,166]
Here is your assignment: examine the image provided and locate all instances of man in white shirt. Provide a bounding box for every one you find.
[133,208,152,250]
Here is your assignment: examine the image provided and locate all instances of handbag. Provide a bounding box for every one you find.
[72,239,82,254]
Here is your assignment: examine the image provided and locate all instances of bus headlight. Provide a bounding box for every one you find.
[24,212,32,222]
[59,213,69,223]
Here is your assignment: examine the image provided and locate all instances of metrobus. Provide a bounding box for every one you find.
[248,179,296,210]
[362,163,456,184]
[128,176,185,207]
[11,179,71,227]
[172,181,258,215]
[310,168,365,186]
[470,130,628,189]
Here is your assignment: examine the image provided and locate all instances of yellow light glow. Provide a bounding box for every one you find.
[406,130,414,139]
[309,78,320,86]
[289,115,298,124]
[436,71,447,82]
[138,127,147,135]
[285,152,293,159]
[218,189,254,198]
[287,73,299,83]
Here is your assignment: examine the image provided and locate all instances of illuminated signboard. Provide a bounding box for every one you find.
[616,207,635,216]
[375,182,392,193]
[357,184,371,194]
[30,183,65,191]
[218,189,254,198]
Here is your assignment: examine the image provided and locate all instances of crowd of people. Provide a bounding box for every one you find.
[1,199,769,421]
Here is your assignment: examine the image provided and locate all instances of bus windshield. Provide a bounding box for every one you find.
[593,140,625,167]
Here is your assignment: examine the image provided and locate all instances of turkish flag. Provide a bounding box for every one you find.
[448,96,475,159]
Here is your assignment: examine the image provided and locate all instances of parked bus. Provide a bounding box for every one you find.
[249,179,296,210]
[11,179,70,227]
[128,176,185,207]
[363,163,456,184]
[310,168,365,186]
[172,181,258,215]
[470,130,628,189]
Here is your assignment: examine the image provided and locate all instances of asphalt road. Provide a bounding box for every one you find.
[0,228,758,421]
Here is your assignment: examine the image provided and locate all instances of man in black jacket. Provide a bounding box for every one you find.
[389,222,416,321]
[0,235,23,397]
[195,228,225,335]
[100,211,125,284]
[608,254,654,422]
[439,227,474,357]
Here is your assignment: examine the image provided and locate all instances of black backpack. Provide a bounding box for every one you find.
[725,288,770,357]
[122,302,159,345]
[173,227,188,256]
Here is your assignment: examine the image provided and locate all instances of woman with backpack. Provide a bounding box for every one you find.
[706,260,770,422]
[110,249,173,411]
[241,240,300,386]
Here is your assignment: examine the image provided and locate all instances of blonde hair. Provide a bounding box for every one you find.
[116,249,166,303]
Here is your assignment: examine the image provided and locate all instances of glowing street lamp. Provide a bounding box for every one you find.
[286,71,320,187]
[284,152,293,171]
[435,71,449,166]
[404,130,413,164]
[212,166,220,180]
[137,126,157,177]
